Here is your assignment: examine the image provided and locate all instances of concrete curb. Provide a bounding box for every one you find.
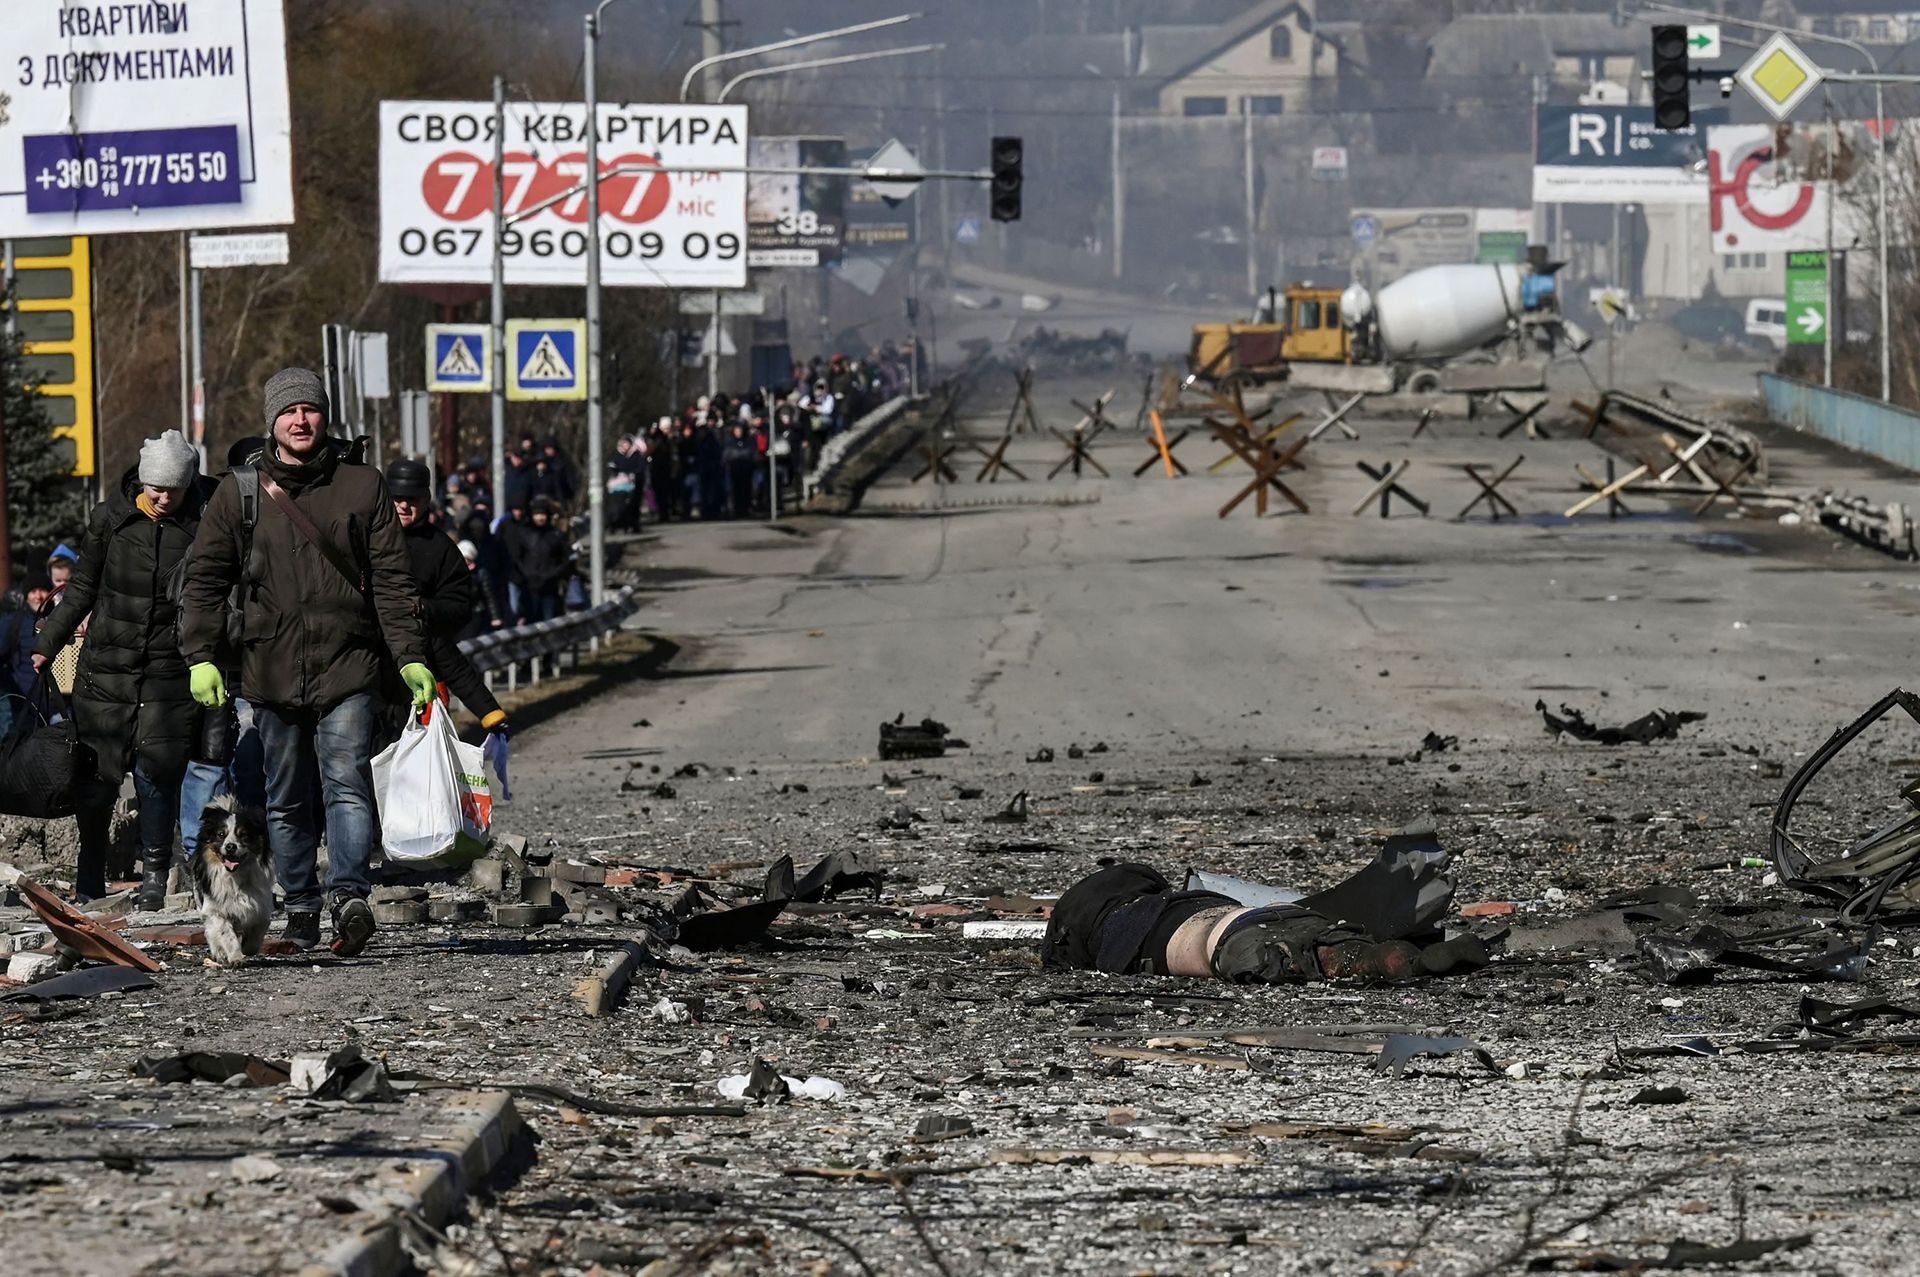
[298,1090,525,1277]
[575,938,649,1016]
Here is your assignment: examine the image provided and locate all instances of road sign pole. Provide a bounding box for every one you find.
[177,234,189,434]
[189,264,205,460]
[583,16,607,608]
[1653,3,1894,398]
[490,75,507,523]
[1874,78,1890,402]
[1825,88,1835,388]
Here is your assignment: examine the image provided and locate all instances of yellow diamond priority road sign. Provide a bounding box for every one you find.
[1736,32,1823,121]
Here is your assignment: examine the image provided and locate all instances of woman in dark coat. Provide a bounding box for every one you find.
[33,431,217,905]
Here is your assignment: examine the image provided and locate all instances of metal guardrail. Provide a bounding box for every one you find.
[458,585,641,691]
[804,395,911,500]
[1760,372,1920,473]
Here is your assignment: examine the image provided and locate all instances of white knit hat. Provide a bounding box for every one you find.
[138,430,198,488]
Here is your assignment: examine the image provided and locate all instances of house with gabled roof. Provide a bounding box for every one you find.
[1141,0,1347,117]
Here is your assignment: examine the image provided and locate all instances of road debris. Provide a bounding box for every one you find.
[879,715,962,760]
[716,1060,846,1103]
[0,965,151,1000]
[1537,700,1707,745]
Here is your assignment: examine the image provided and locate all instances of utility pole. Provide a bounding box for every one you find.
[1824,84,1834,389]
[189,258,204,454]
[490,76,507,516]
[937,59,952,284]
[583,16,607,606]
[1111,87,1124,280]
[695,0,724,405]
[1242,110,1256,297]
[700,0,725,100]
[177,234,189,433]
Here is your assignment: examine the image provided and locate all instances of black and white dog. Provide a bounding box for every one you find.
[184,797,275,966]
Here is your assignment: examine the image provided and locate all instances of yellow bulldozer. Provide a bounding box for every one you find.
[1188,285,1348,391]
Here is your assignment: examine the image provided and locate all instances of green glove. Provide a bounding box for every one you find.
[189,662,228,708]
[400,662,437,709]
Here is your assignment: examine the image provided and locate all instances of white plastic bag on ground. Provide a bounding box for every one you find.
[372,708,491,866]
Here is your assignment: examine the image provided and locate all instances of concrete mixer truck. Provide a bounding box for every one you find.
[1187,259,1591,396]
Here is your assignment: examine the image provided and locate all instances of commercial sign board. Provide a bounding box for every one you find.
[844,148,915,249]
[378,101,748,288]
[1784,250,1827,345]
[1532,105,1727,205]
[1352,207,1476,283]
[1474,209,1533,264]
[1310,146,1348,180]
[0,0,295,237]
[190,231,289,269]
[746,135,845,268]
[1706,122,1859,254]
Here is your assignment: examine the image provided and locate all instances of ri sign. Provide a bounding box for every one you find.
[378,101,748,289]
[0,1,295,237]
[1532,104,1726,205]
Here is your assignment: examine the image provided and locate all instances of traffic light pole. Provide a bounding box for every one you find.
[1645,2,1899,400]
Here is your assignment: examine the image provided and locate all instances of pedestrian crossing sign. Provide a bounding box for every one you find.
[506,319,587,401]
[425,323,491,394]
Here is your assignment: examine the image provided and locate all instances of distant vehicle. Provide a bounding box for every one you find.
[1746,298,1788,353]
[1666,298,1746,347]
[1187,262,1590,396]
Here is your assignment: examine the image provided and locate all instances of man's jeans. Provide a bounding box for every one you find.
[178,699,268,859]
[254,692,378,914]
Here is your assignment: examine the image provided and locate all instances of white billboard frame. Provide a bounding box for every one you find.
[0,0,294,237]
[378,99,748,289]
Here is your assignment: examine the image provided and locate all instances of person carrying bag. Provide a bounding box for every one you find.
[0,671,95,819]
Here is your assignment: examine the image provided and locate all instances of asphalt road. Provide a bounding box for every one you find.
[13,373,1920,1275]
[564,379,1915,767]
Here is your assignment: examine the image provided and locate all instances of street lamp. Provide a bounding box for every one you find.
[678,14,921,102]
[700,42,943,407]
[715,43,946,103]
[580,0,629,608]
[1642,1,1893,401]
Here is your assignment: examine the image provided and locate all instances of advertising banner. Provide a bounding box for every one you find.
[379,100,748,288]
[746,136,845,267]
[0,0,294,236]
[1704,120,1896,254]
[1532,105,1726,205]
[1352,207,1475,282]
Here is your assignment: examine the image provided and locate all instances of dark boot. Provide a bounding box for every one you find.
[132,850,173,912]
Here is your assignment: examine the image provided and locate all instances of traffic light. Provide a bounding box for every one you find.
[1651,24,1691,131]
[990,136,1023,223]
[11,237,96,478]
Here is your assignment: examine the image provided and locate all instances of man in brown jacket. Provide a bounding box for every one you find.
[180,368,436,956]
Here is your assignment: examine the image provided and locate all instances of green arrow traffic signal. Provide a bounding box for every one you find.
[1689,33,1713,48]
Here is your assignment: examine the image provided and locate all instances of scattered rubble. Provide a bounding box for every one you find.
[1537,700,1707,745]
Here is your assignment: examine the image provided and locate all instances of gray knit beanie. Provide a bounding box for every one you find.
[137,429,198,488]
[262,366,328,428]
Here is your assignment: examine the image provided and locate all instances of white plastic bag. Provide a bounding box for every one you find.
[372,707,492,865]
